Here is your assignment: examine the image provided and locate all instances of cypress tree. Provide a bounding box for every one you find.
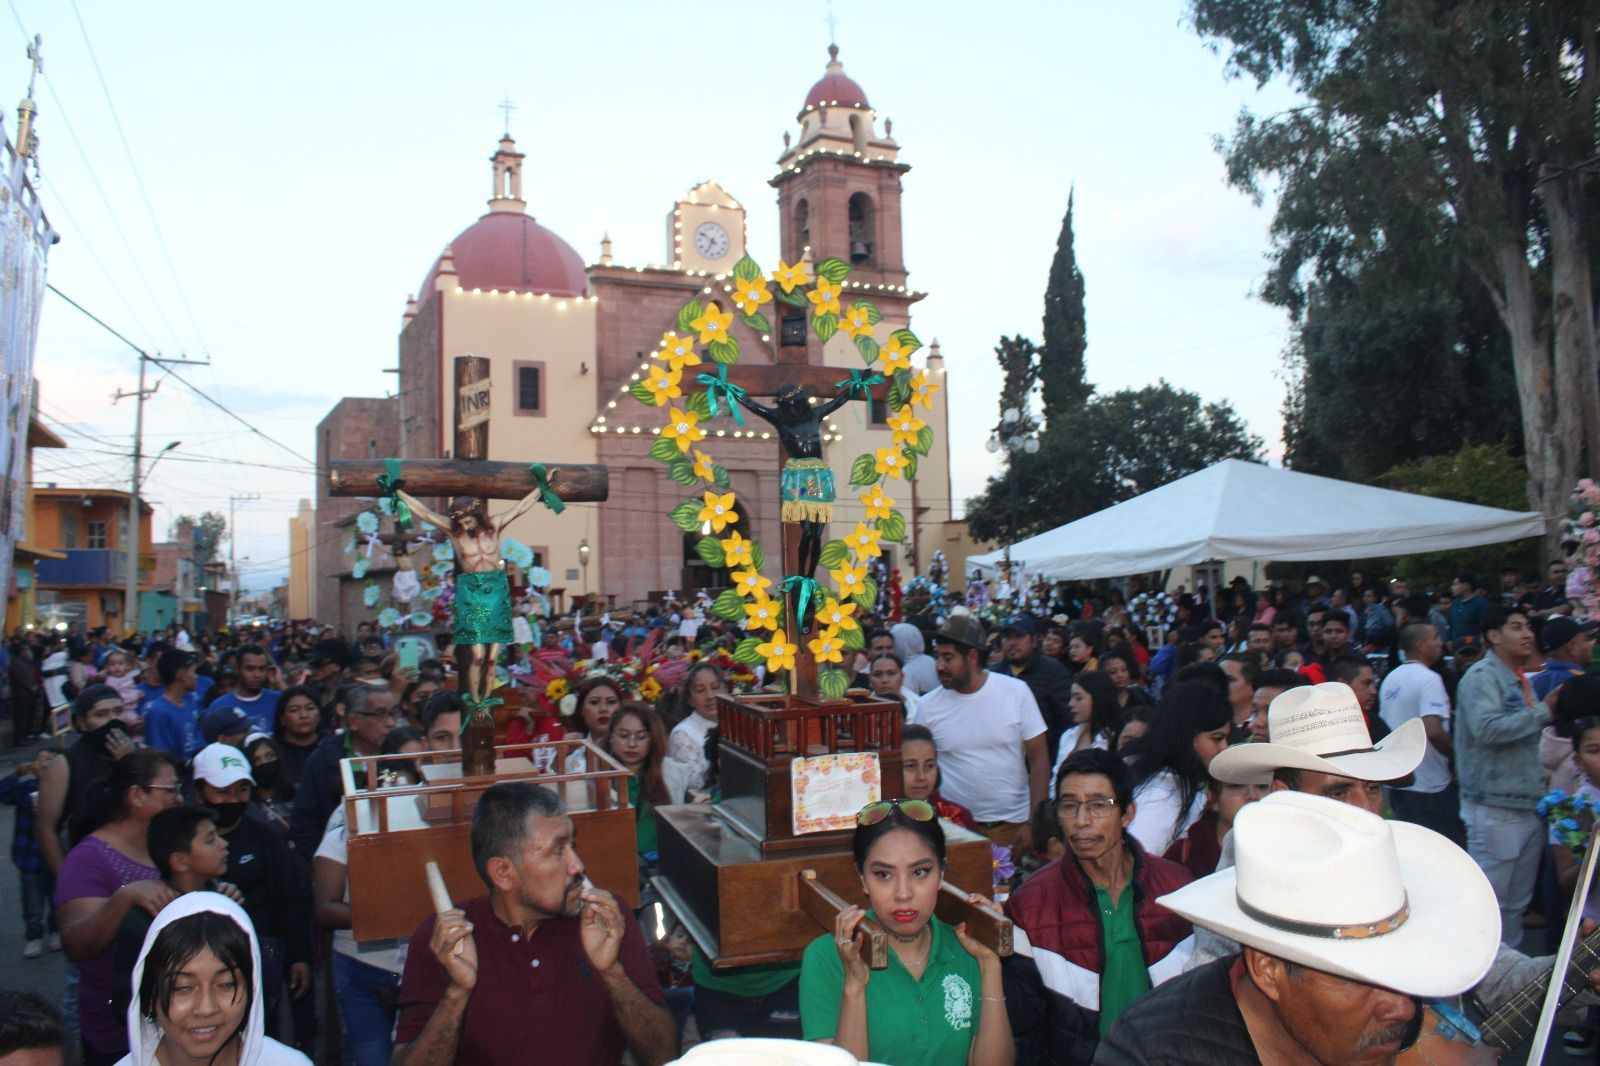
[1040,189,1091,413]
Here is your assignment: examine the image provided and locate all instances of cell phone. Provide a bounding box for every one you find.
[396,639,422,673]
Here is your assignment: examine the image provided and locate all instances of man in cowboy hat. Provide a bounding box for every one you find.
[1097,792,1501,1066]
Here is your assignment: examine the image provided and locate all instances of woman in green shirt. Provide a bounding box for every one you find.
[605,703,671,859]
[800,798,1014,1065]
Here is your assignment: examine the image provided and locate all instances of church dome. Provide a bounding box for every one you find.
[802,45,870,113]
[420,211,588,298]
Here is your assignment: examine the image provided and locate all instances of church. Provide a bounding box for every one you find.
[309,47,970,626]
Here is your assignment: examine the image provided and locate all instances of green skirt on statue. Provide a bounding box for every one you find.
[454,569,514,646]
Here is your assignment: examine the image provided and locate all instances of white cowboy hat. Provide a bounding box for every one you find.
[1157,791,1499,998]
[1209,681,1426,786]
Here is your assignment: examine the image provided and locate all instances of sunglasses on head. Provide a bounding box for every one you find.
[856,798,936,826]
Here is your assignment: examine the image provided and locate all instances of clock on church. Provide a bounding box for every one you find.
[671,180,745,272]
[694,221,731,260]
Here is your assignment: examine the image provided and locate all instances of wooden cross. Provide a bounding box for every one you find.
[327,355,610,775]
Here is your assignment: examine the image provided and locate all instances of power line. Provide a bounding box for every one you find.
[34,172,157,344]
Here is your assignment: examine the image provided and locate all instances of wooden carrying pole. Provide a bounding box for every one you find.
[798,870,1013,965]
[800,870,888,969]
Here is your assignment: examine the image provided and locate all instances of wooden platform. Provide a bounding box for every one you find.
[342,740,640,941]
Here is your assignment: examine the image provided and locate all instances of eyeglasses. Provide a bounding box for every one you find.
[856,798,936,826]
[610,730,650,744]
[142,784,182,795]
[352,709,399,722]
[1057,797,1119,821]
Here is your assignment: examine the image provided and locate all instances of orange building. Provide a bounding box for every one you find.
[8,402,67,633]
[32,488,154,632]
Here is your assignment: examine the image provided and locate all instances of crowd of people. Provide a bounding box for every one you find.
[0,559,1590,1065]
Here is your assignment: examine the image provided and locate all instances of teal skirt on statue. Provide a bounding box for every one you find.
[454,569,514,646]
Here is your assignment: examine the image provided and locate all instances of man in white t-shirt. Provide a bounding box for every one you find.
[1379,618,1464,847]
[912,612,1048,852]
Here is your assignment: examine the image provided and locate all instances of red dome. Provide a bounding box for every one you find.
[421,210,588,298]
[803,45,869,111]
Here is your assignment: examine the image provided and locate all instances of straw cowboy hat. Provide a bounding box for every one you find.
[1157,791,1499,998]
[1209,681,1427,786]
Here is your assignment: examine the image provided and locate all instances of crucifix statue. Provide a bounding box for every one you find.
[327,355,609,774]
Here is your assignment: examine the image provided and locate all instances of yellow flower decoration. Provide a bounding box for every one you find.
[656,331,702,372]
[859,485,894,521]
[720,530,754,567]
[643,364,683,404]
[816,598,858,632]
[690,302,734,345]
[807,626,846,665]
[757,629,798,673]
[639,677,662,701]
[697,490,739,533]
[807,277,842,316]
[875,446,907,480]
[831,562,867,599]
[545,678,569,701]
[772,258,811,294]
[910,370,939,411]
[731,567,772,597]
[663,408,706,452]
[879,333,915,373]
[732,276,772,316]
[744,595,781,632]
[845,522,883,559]
[838,303,875,340]
[887,405,926,449]
[692,449,717,481]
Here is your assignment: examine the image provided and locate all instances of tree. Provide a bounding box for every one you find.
[1190,0,1600,555]
[992,335,1041,433]
[175,512,227,567]
[965,381,1263,543]
[1040,190,1091,413]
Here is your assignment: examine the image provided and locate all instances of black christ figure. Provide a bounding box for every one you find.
[736,383,858,578]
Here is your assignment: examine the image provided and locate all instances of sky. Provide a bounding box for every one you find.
[6,0,1297,593]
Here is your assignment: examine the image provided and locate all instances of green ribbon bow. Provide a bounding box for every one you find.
[695,366,748,426]
[834,368,885,399]
[376,458,412,530]
[528,463,566,515]
[461,694,505,731]
[781,575,825,634]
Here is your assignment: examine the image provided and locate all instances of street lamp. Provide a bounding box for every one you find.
[987,407,1040,580]
[577,538,591,600]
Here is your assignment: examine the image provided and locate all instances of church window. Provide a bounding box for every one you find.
[795,199,810,258]
[514,361,546,416]
[849,193,875,265]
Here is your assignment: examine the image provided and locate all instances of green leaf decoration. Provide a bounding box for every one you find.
[818,669,851,701]
[816,257,851,284]
[848,453,877,486]
[913,425,935,457]
[751,540,766,571]
[891,327,923,354]
[880,510,907,543]
[902,449,919,481]
[687,389,713,419]
[888,370,912,411]
[695,537,725,568]
[842,625,866,652]
[713,464,731,488]
[732,255,762,282]
[742,312,771,335]
[648,438,681,463]
[774,286,807,308]
[669,500,702,532]
[813,313,839,344]
[850,299,883,325]
[676,299,703,336]
[853,578,879,613]
[708,336,739,364]
[855,334,880,365]
[711,588,745,621]
[629,382,657,406]
[667,460,697,486]
[733,636,763,664]
[817,539,851,569]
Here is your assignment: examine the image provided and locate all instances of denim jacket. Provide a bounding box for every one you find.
[1455,652,1552,808]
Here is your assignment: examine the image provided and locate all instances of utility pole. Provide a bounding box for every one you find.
[228,493,258,624]
[113,351,209,636]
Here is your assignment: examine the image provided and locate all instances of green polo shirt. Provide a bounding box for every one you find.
[628,775,658,855]
[799,914,981,1066]
[690,949,800,998]
[1095,883,1151,1035]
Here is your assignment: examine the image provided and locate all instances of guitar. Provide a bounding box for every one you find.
[1398,928,1600,1065]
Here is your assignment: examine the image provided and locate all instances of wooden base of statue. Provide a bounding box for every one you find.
[461,715,497,778]
[341,739,639,942]
[653,690,1006,969]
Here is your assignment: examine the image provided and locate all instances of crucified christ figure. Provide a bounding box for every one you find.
[736,384,858,578]
[394,487,547,711]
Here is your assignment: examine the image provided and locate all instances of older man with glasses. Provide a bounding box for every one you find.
[287,685,400,857]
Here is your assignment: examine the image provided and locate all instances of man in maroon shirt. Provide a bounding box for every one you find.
[393,783,674,1066]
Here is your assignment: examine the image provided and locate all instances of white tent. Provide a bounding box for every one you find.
[964,459,1547,582]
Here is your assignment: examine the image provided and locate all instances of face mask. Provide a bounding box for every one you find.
[210,801,249,829]
[85,720,128,757]
[251,761,281,790]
